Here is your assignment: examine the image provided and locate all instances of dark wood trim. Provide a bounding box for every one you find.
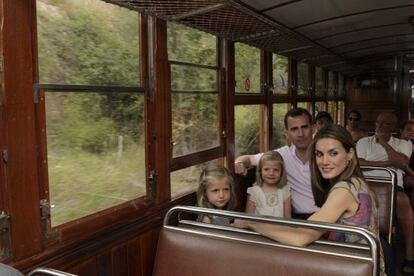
[329,33,414,50]
[340,40,414,55]
[13,194,195,273]
[170,147,223,171]
[151,17,171,204]
[234,95,266,105]
[2,0,42,260]
[225,41,236,170]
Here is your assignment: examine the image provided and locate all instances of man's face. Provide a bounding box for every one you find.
[286,114,313,151]
[375,113,396,137]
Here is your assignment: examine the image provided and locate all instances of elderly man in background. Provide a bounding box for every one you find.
[357,111,414,274]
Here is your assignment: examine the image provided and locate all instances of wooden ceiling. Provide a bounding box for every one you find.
[105,0,414,76]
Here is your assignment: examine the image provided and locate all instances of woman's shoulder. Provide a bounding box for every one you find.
[331,178,364,198]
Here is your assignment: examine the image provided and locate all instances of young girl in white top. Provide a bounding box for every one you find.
[196,164,238,225]
[245,151,291,218]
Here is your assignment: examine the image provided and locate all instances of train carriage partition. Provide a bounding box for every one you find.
[360,166,397,244]
[153,206,380,276]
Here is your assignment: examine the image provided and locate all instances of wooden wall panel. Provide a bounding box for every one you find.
[347,83,398,130]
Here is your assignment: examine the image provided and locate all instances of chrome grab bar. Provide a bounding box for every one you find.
[28,268,77,276]
[164,205,380,276]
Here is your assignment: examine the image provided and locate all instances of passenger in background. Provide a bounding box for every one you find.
[357,111,414,274]
[245,151,291,218]
[346,110,368,143]
[313,111,333,134]
[234,125,386,276]
[400,120,414,176]
[235,107,318,219]
[196,164,238,225]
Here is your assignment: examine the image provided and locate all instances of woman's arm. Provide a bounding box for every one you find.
[246,187,356,247]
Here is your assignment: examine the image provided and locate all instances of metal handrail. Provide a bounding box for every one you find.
[28,268,77,276]
[360,165,397,244]
[164,205,380,276]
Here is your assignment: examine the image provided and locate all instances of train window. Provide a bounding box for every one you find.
[167,23,216,66]
[272,54,288,94]
[328,71,336,98]
[171,159,220,198]
[337,101,345,125]
[37,0,140,86]
[168,23,219,158]
[44,91,145,226]
[36,0,143,227]
[297,102,313,115]
[297,62,309,96]
[235,105,261,156]
[272,103,290,148]
[315,101,326,114]
[315,67,325,97]
[235,43,261,93]
[327,101,336,122]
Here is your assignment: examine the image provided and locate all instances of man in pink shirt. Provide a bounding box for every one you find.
[235,107,318,218]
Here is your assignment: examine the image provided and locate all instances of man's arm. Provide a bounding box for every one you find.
[377,136,409,168]
[234,154,259,175]
[358,158,392,167]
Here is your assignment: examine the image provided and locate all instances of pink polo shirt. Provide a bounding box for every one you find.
[255,145,319,214]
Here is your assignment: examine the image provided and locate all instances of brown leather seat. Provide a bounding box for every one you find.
[153,206,378,276]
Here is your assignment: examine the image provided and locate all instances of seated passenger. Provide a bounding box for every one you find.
[346,110,368,143]
[314,111,333,134]
[235,107,318,219]
[357,111,414,274]
[245,151,291,218]
[196,164,237,225]
[234,125,386,275]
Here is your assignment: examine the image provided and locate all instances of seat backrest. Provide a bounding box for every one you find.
[153,206,379,276]
[361,166,397,244]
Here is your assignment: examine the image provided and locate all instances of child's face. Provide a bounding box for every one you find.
[206,177,231,209]
[261,160,281,186]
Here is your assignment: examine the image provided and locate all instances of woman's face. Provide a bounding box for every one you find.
[315,138,354,180]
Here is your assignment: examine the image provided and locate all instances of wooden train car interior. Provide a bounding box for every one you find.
[1,0,413,275]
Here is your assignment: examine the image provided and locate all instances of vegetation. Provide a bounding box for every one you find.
[37,0,289,226]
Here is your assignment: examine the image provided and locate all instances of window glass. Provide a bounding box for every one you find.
[272,103,290,149]
[37,0,143,227]
[235,105,260,156]
[273,54,288,94]
[168,22,216,66]
[315,102,326,114]
[171,159,221,198]
[337,101,345,125]
[297,102,312,115]
[235,43,261,93]
[315,67,325,97]
[297,62,309,96]
[37,0,140,86]
[328,71,336,98]
[168,24,219,157]
[171,92,219,157]
[45,91,145,226]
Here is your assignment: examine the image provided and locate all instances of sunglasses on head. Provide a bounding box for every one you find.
[348,117,359,121]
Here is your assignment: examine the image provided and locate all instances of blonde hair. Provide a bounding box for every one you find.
[196,164,237,210]
[256,151,287,188]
